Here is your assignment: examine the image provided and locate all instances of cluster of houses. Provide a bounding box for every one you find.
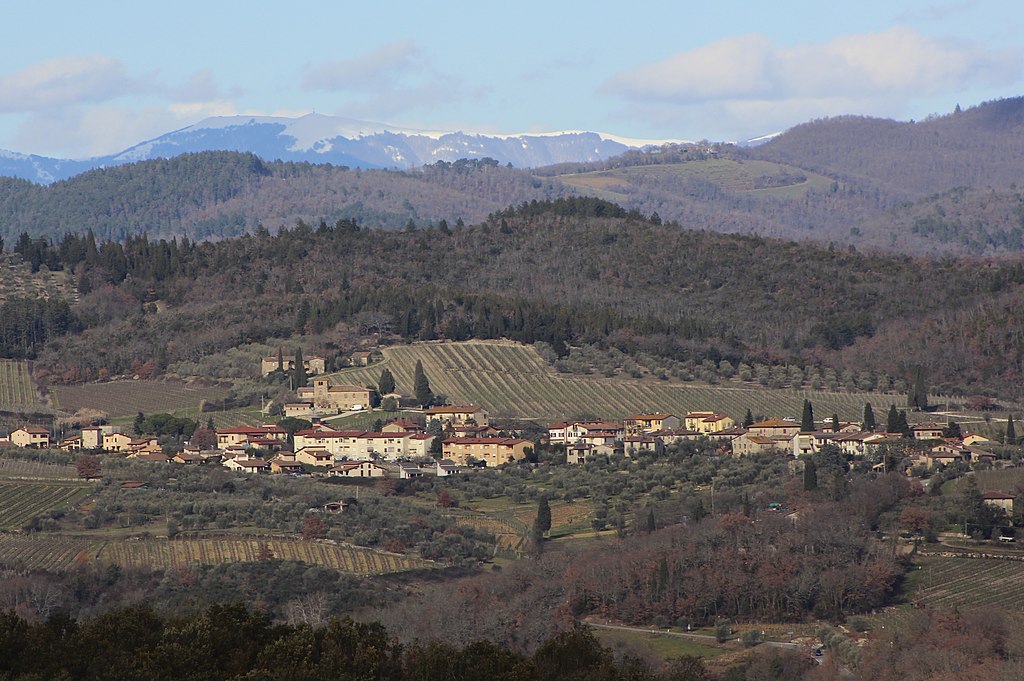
[548,411,1003,471]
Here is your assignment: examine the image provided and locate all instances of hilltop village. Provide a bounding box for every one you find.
[1,354,1014,515]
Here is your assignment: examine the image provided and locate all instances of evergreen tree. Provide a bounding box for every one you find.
[645,507,656,533]
[378,368,395,395]
[1006,414,1017,445]
[886,404,900,433]
[863,403,876,431]
[133,411,145,437]
[908,366,929,411]
[534,497,551,538]
[803,459,818,491]
[896,410,911,437]
[942,420,962,439]
[276,347,283,373]
[801,399,815,432]
[413,360,433,407]
[292,347,307,389]
[831,413,840,432]
[743,409,754,427]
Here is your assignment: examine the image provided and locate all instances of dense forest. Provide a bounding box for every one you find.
[4,98,1024,255]
[5,196,1024,397]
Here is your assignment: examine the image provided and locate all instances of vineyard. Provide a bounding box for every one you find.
[52,379,231,417]
[0,360,46,411]
[0,534,97,571]
[0,459,77,479]
[98,537,434,574]
[331,340,906,422]
[870,555,1024,634]
[0,480,92,530]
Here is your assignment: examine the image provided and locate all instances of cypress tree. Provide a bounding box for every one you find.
[832,413,840,433]
[413,360,433,407]
[292,347,307,389]
[535,497,552,537]
[863,403,876,431]
[801,400,815,432]
[646,507,656,533]
[908,366,929,411]
[896,410,911,437]
[1006,414,1017,445]
[276,347,284,373]
[378,368,395,395]
[886,404,900,434]
[803,459,818,491]
[743,409,754,427]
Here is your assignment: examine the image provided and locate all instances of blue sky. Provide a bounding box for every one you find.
[2,0,1021,158]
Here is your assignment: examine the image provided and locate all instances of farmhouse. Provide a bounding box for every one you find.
[330,461,388,478]
[567,442,614,464]
[223,457,270,473]
[103,432,134,453]
[746,419,801,439]
[10,427,50,448]
[398,463,425,479]
[623,436,664,456]
[683,412,735,433]
[349,350,377,366]
[294,447,334,466]
[982,492,1015,514]
[58,436,82,451]
[911,423,945,441]
[624,414,680,436]
[548,420,623,445]
[382,419,424,434]
[442,437,531,466]
[295,378,373,412]
[733,432,787,456]
[435,459,464,476]
[426,406,489,428]
[216,425,288,449]
[260,353,325,377]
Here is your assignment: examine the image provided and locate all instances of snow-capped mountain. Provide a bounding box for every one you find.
[0,114,683,184]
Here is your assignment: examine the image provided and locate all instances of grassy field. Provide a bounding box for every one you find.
[556,159,835,202]
[0,534,98,571]
[97,537,434,574]
[594,628,724,661]
[0,480,92,530]
[326,410,423,430]
[0,359,47,411]
[52,379,231,417]
[329,340,906,423]
[943,468,1024,496]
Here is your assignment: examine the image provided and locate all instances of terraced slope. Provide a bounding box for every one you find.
[330,340,905,422]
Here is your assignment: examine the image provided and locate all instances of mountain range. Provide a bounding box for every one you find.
[0,114,681,184]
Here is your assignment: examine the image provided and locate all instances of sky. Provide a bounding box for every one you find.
[1,0,1022,158]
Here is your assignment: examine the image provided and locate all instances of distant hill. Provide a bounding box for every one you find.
[4,98,1024,255]
[750,97,1024,199]
[0,113,666,184]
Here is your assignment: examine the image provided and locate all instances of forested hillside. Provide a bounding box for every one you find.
[3,98,1024,256]
[0,154,567,243]
[751,97,1024,199]
[9,197,1024,398]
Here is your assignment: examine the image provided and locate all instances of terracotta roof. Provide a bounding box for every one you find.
[17,426,49,434]
[626,413,674,420]
[443,437,528,445]
[217,426,286,435]
[427,406,484,414]
[749,419,798,429]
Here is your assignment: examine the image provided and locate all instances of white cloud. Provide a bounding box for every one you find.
[0,56,145,113]
[302,40,466,120]
[605,28,1023,131]
[303,39,420,93]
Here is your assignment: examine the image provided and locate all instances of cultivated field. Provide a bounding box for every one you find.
[52,380,231,417]
[0,254,78,303]
[0,360,46,411]
[331,340,906,422]
[0,480,92,530]
[0,459,77,479]
[98,537,434,574]
[0,534,98,571]
[556,159,835,202]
